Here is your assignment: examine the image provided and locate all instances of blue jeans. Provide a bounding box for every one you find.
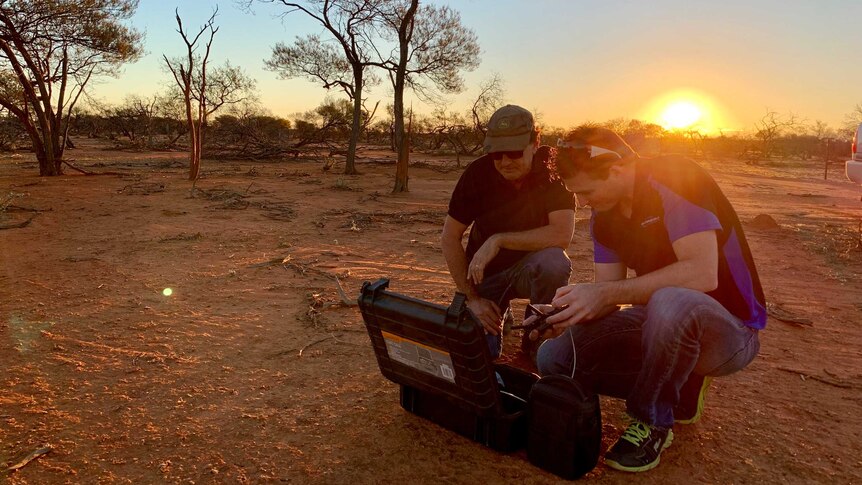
[476,248,572,358]
[536,287,760,427]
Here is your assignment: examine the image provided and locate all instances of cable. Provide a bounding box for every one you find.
[569,328,577,379]
[494,280,515,310]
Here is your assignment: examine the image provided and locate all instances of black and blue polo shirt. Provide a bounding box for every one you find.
[448,146,576,278]
[591,155,767,329]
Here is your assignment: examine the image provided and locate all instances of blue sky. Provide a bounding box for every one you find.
[95,0,862,131]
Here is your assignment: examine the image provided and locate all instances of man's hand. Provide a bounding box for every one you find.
[467,236,500,285]
[466,296,503,335]
[545,283,609,328]
[522,304,566,342]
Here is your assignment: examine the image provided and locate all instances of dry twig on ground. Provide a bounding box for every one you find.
[119,182,165,195]
[0,215,35,230]
[766,302,813,326]
[6,445,52,472]
[63,159,124,176]
[776,367,857,389]
[298,334,341,357]
[335,276,359,307]
[0,191,23,210]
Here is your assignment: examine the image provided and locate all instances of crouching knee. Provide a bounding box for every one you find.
[527,248,572,285]
[536,336,572,376]
[647,287,712,323]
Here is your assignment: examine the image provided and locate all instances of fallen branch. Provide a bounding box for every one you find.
[7,445,52,472]
[10,181,42,188]
[299,333,340,357]
[267,331,358,359]
[786,192,828,198]
[335,276,359,307]
[776,367,855,389]
[281,257,332,278]
[119,182,165,195]
[766,302,813,326]
[0,191,23,210]
[247,256,289,269]
[63,160,123,176]
[0,216,35,230]
[6,205,51,213]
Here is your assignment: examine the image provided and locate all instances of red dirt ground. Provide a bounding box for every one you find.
[1,141,861,484]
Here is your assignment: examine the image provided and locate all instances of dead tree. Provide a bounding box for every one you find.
[164,8,218,181]
[470,75,505,148]
[754,109,801,160]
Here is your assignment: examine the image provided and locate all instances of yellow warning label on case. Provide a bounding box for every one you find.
[381,331,456,383]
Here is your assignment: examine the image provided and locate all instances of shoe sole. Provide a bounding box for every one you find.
[675,376,713,425]
[605,430,674,473]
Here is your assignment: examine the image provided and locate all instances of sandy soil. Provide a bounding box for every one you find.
[1,141,861,484]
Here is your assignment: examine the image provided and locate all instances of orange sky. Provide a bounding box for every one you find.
[97,0,862,134]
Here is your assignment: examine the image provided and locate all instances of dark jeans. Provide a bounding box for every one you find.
[536,287,760,427]
[476,247,572,358]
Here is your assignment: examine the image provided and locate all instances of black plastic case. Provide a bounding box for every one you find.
[527,375,602,479]
[358,278,538,452]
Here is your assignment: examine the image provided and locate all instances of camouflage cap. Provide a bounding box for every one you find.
[483,105,535,154]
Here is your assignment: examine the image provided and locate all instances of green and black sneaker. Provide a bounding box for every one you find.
[605,419,673,473]
[675,375,713,425]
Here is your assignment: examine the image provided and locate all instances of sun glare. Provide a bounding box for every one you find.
[660,101,702,130]
[642,90,727,133]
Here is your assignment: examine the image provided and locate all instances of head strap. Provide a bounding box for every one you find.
[556,140,621,159]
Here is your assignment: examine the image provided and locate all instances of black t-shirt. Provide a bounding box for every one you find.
[590,155,767,329]
[448,146,576,277]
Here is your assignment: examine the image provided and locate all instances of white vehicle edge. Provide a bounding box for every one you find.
[847,122,862,184]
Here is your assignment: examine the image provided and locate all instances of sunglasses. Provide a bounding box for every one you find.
[488,150,525,161]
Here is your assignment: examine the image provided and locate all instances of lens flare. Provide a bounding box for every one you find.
[162,288,173,297]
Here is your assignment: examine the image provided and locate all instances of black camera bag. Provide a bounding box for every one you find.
[526,374,602,480]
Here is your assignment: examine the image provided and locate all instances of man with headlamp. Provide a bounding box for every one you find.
[440,105,576,358]
[529,126,764,472]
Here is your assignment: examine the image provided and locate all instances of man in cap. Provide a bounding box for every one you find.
[528,126,764,472]
[441,105,575,358]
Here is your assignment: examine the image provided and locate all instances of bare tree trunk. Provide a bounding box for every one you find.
[35,125,64,176]
[189,122,201,180]
[182,85,198,180]
[5,101,57,175]
[391,0,418,193]
[0,39,61,176]
[37,152,61,176]
[164,8,218,182]
[392,83,407,192]
[345,70,362,175]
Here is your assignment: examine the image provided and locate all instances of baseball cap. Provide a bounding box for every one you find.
[483,105,535,154]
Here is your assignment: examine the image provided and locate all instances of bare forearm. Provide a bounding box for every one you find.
[595,259,718,306]
[441,237,479,299]
[493,225,570,252]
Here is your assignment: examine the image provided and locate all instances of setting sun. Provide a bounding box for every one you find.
[640,89,730,133]
[660,101,703,130]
